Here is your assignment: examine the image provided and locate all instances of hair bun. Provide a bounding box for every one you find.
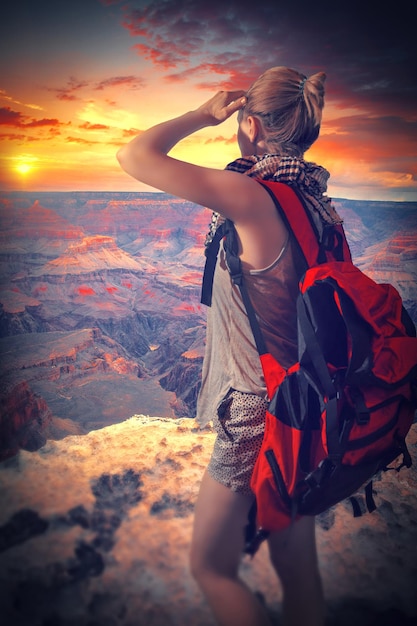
[305,72,327,91]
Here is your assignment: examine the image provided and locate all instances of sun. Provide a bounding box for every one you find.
[16,163,32,175]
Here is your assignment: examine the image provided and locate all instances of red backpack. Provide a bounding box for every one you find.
[202,181,417,553]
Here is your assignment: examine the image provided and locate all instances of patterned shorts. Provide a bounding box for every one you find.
[207,389,268,496]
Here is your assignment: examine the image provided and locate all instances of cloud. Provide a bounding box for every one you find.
[51,77,90,101]
[79,122,111,131]
[323,115,417,159]
[164,58,252,90]
[25,118,61,128]
[0,107,60,129]
[204,134,237,146]
[50,75,146,102]
[123,0,273,80]
[66,136,100,145]
[0,132,34,142]
[0,107,25,126]
[118,0,416,119]
[315,113,417,195]
[131,43,186,70]
[0,90,43,111]
[122,128,141,137]
[94,75,146,91]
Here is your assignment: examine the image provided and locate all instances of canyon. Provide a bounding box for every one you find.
[1,191,417,458]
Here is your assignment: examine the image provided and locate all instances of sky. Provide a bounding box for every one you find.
[1,0,416,201]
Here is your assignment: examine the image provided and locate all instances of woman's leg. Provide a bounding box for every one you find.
[267,515,325,626]
[190,470,271,626]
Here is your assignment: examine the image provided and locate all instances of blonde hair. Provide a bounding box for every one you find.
[243,67,326,156]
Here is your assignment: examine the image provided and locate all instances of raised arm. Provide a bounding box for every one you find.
[116,91,273,222]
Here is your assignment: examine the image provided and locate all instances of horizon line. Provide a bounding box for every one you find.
[1,189,417,205]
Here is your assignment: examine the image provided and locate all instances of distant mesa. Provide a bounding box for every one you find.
[28,235,150,277]
[0,289,41,315]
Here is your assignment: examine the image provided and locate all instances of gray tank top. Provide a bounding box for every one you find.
[197,236,299,426]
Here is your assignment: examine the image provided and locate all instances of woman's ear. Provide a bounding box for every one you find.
[247,115,262,144]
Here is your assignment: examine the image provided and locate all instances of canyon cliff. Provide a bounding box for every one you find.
[0,192,416,457]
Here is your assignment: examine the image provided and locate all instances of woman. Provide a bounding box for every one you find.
[117,66,339,626]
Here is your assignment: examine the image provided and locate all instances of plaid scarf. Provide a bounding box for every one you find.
[205,154,342,247]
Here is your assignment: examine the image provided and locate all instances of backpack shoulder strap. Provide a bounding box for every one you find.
[259,180,352,265]
[200,222,226,307]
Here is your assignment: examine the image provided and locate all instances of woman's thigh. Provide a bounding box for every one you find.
[267,515,319,582]
[190,470,254,578]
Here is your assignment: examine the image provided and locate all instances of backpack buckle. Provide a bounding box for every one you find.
[349,387,370,425]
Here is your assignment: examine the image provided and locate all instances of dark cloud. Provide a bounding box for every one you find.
[119,0,417,118]
[0,107,25,125]
[322,115,417,187]
[325,115,417,158]
[0,107,60,128]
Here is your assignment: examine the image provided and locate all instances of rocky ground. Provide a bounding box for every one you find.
[0,416,416,626]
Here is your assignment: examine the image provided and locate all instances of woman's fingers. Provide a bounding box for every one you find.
[226,95,247,114]
[197,90,247,124]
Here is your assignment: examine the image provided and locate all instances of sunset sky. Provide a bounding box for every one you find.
[1,0,416,200]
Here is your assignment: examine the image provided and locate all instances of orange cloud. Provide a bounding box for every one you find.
[25,118,61,128]
[132,43,182,70]
[0,107,28,125]
[122,128,142,137]
[164,62,257,91]
[0,132,33,142]
[66,136,100,145]
[0,107,61,129]
[79,122,111,131]
[204,134,237,146]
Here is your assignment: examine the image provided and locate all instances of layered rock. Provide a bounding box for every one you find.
[28,235,151,276]
[0,381,52,459]
[0,328,179,460]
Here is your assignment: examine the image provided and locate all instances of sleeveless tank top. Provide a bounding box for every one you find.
[197,235,299,426]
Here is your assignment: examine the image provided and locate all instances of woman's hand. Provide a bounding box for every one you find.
[196,90,247,125]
